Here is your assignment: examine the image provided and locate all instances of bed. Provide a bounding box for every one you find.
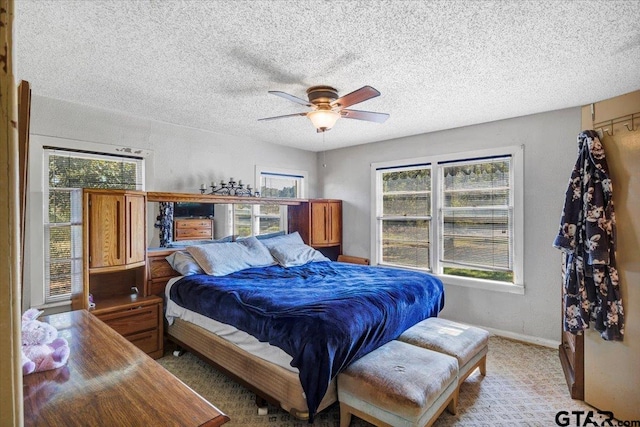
[147,237,444,421]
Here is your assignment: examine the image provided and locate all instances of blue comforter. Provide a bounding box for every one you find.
[169,261,444,420]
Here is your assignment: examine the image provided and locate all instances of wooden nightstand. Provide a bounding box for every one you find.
[91,294,163,359]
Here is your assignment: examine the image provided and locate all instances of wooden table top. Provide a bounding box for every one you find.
[23,309,229,427]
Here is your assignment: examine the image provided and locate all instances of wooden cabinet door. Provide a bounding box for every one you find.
[310,202,330,245]
[87,191,145,269]
[309,200,342,247]
[328,201,341,245]
[125,194,146,265]
[88,193,126,268]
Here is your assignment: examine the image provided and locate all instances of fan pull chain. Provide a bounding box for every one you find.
[322,131,327,168]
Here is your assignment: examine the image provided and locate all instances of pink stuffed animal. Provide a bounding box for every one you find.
[22,308,70,375]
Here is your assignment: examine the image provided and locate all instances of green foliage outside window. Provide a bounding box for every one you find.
[443,267,513,282]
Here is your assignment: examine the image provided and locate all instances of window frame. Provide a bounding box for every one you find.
[375,163,433,271]
[26,135,152,310]
[228,166,307,237]
[371,146,524,294]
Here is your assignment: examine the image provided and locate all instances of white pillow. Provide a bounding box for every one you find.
[186,236,275,276]
[165,251,204,276]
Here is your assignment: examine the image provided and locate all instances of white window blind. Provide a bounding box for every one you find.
[378,165,432,270]
[373,147,522,287]
[440,156,513,276]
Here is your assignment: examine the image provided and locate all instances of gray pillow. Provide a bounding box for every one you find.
[186,237,275,276]
[168,235,234,248]
[259,231,305,249]
[268,243,330,267]
[236,231,286,242]
[260,232,330,267]
[255,230,286,240]
[165,251,204,275]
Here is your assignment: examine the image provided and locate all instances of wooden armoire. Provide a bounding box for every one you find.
[287,199,342,260]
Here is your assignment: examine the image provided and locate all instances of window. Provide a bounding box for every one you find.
[440,157,513,282]
[231,168,306,237]
[379,165,432,270]
[44,149,144,303]
[373,146,523,291]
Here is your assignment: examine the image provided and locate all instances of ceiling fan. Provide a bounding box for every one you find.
[258,85,389,132]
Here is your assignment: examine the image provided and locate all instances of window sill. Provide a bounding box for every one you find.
[33,300,73,315]
[373,263,525,294]
[439,274,524,295]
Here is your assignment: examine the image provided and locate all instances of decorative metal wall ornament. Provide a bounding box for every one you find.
[200,178,260,197]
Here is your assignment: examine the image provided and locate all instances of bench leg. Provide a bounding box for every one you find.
[479,355,487,376]
[339,403,352,427]
[447,388,459,415]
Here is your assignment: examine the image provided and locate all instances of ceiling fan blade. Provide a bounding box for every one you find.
[341,109,389,123]
[269,91,314,107]
[258,112,308,122]
[330,86,381,109]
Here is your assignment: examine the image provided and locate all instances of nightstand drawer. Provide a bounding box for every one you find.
[174,218,214,241]
[175,219,212,229]
[95,304,158,336]
[149,254,177,279]
[127,328,160,355]
[175,228,214,239]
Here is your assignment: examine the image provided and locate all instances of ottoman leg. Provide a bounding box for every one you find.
[479,355,487,376]
[339,402,353,427]
[447,388,458,415]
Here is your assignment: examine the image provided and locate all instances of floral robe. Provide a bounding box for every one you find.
[553,130,624,341]
[154,201,174,247]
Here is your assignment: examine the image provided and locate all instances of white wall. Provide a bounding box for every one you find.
[26,94,584,342]
[320,107,581,342]
[25,95,318,309]
[30,95,318,195]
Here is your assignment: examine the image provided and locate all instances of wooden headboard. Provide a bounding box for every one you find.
[146,248,181,298]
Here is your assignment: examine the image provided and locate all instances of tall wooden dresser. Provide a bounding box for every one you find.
[74,189,163,359]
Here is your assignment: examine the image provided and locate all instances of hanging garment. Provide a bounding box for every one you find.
[154,201,174,247]
[553,130,624,341]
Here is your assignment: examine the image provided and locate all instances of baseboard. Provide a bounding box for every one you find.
[481,326,560,349]
[439,316,561,348]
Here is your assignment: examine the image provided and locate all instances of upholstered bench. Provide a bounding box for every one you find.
[337,340,458,427]
[398,317,489,391]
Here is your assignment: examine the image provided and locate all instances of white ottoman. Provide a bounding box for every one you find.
[398,317,489,390]
[337,340,458,427]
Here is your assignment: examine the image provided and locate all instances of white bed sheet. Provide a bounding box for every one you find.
[165,276,298,373]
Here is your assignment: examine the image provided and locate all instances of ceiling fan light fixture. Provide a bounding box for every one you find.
[307,109,340,132]
[259,85,388,132]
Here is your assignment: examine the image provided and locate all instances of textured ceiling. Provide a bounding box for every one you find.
[15,1,640,152]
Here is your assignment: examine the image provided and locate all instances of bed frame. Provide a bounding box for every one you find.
[146,249,338,419]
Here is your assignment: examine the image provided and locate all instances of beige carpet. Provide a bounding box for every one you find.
[157,336,602,426]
